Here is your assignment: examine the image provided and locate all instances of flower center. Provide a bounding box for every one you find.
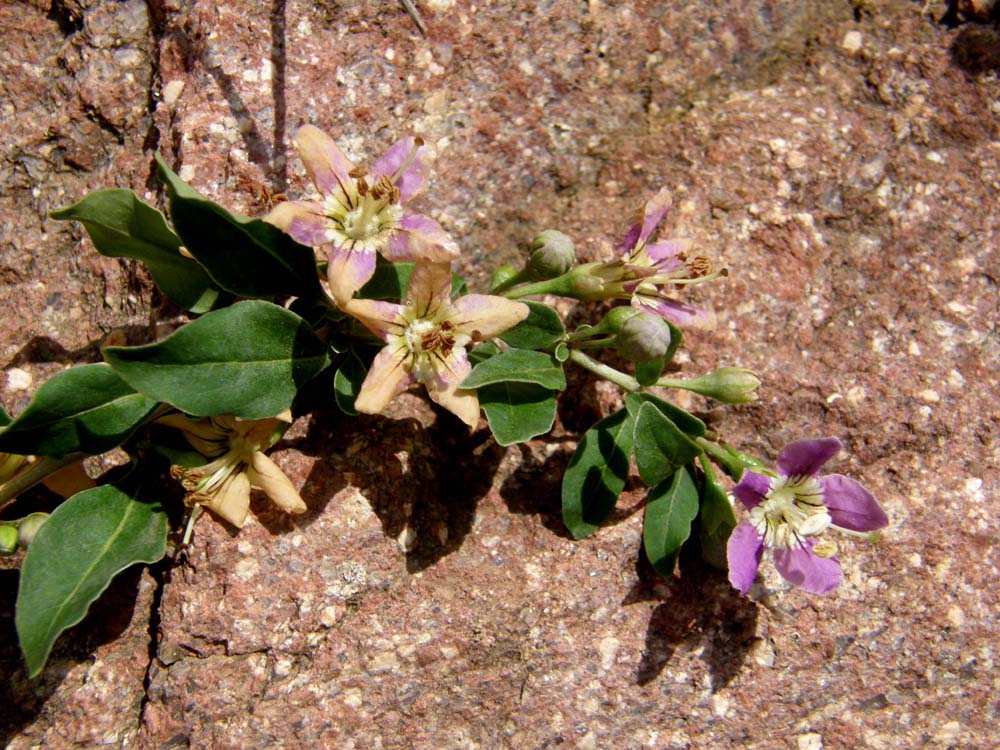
[749,475,830,549]
[402,318,459,383]
[323,173,403,251]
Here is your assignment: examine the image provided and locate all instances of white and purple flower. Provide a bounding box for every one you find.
[265,125,459,306]
[614,187,721,329]
[727,438,888,595]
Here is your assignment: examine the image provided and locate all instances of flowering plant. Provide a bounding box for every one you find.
[0,125,886,676]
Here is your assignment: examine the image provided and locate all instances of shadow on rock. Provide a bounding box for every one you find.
[278,403,506,573]
[625,551,757,691]
[950,24,1000,73]
[497,438,576,540]
[0,565,145,745]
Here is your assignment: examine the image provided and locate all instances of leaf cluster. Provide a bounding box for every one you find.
[1,156,747,678]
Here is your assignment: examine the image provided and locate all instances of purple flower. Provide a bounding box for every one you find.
[264,125,459,306]
[727,438,888,595]
[615,187,722,329]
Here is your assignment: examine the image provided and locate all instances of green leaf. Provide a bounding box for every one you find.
[463,349,566,390]
[468,341,500,366]
[16,484,167,677]
[0,364,159,457]
[358,260,467,302]
[498,301,566,350]
[50,189,223,313]
[477,382,557,446]
[0,405,11,427]
[698,460,737,570]
[155,153,322,300]
[643,467,699,576]
[553,342,569,363]
[631,402,701,486]
[561,409,635,539]
[333,351,368,416]
[624,391,705,437]
[359,259,412,301]
[634,357,666,387]
[104,300,331,419]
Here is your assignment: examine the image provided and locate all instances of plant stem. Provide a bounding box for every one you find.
[0,455,83,511]
[567,350,640,392]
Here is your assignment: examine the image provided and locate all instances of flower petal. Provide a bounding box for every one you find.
[732,470,770,510]
[263,201,331,247]
[646,239,690,267]
[451,295,530,341]
[727,523,764,594]
[327,245,378,306]
[371,137,433,202]
[615,187,672,256]
[772,540,844,594]
[822,474,888,532]
[354,345,414,415]
[295,124,354,197]
[198,470,251,528]
[385,213,460,263]
[632,295,716,329]
[404,262,454,316]
[777,438,841,478]
[248,452,307,514]
[340,298,404,341]
[423,349,480,429]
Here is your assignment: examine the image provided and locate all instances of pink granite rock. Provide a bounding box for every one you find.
[0,1,997,748]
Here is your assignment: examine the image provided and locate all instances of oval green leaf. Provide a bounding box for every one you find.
[16,485,168,677]
[561,408,635,539]
[632,402,701,486]
[625,391,706,437]
[104,301,331,419]
[643,467,699,577]
[698,461,737,570]
[477,382,557,446]
[333,350,368,416]
[463,349,566,390]
[50,189,223,313]
[498,301,566,350]
[155,153,322,300]
[0,364,159,457]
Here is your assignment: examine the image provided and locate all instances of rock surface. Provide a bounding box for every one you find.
[1,0,998,748]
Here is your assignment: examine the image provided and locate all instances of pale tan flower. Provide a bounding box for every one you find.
[160,412,306,528]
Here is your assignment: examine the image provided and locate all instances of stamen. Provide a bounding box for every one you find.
[689,256,712,277]
[389,138,425,184]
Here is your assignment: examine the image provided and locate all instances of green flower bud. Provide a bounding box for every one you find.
[490,264,519,290]
[17,512,49,549]
[671,367,761,403]
[0,525,18,556]
[527,230,576,280]
[615,312,673,362]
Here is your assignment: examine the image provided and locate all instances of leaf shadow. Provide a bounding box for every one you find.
[268,401,505,573]
[496,438,576,539]
[625,549,758,690]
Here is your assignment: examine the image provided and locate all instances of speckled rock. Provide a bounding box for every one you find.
[1,0,998,748]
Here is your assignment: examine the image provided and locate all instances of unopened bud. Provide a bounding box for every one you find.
[615,312,673,362]
[0,525,18,555]
[17,512,49,549]
[677,367,761,403]
[527,230,576,280]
